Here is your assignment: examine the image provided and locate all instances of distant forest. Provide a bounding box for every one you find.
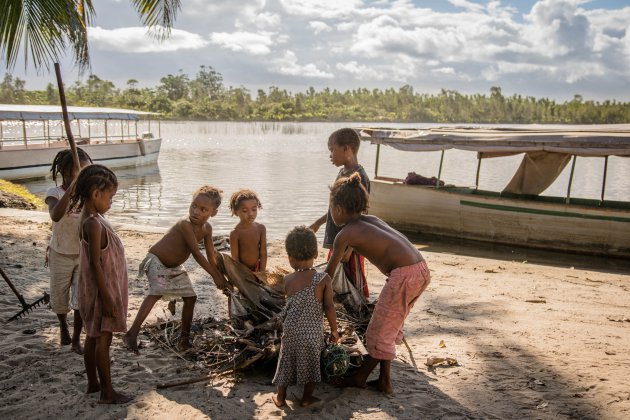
[2,66,629,123]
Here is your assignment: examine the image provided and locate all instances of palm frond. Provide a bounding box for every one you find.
[1,0,91,72]
[131,0,181,40]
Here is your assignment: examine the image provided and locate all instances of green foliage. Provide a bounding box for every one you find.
[2,67,629,123]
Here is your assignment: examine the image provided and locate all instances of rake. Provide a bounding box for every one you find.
[0,266,50,322]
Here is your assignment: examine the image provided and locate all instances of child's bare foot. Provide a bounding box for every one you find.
[366,379,393,396]
[300,396,320,407]
[71,342,84,355]
[60,328,71,345]
[122,333,140,355]
[272,395,286,407]
[86,383,101,394]
[98,390,133,404]
[167,300,176,315]
[337,374,366,389]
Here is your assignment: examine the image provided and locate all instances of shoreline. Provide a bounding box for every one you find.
[1,210,629,419]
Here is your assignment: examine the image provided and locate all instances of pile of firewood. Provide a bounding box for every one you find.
[143,253,372,388]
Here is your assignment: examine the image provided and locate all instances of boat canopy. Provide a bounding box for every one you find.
[358,126,630,158]
[0,104,156,121]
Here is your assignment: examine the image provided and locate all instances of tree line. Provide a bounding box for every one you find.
[1,66,629,123]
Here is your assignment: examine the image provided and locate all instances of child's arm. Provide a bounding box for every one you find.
[325,231,349,279]
[83,218,114,317]
[259,224,267,271]
[46,189,72,222]
[309,213,327,233]
[179,221,229,290]
[322,275,339,343]
[229,229,240,262]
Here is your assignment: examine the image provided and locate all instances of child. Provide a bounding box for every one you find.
[325,173,431,396]
[229,189,267,272]
[272,226,339,408]
[68,164,131,404]
[124,186,230,354]
[45,148,92,353]
[310,128,370,297]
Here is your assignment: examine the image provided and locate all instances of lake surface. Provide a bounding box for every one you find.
[21,121,630,241]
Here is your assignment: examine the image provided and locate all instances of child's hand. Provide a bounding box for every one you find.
[329,329,340,343]
[214,277,233,294]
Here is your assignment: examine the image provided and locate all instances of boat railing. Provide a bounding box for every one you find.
[0,133,157,150]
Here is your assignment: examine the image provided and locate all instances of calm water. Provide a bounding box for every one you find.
[21,121,630,240]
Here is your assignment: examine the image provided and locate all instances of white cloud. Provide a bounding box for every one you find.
[308,21,332,35]
[449,0,485,13]
[271,51,334,78]
[209,31,282,55]
[432,67,456,75]
[336,21,356,32]
[89,26,208,52]
[279,0,363,19]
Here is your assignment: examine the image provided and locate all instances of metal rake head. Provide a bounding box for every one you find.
[7,293,50,322]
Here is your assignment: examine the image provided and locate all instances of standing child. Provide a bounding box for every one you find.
[229,189,267,272]
[68,164,131,404]
[325,173,431,396]
[124,186,230,353]
[45,148,92,353]
[272,226,339,408]
[310,128,370,297]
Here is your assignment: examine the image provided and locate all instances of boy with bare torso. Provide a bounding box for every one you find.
[229,189,267,272]
[325,174,431,396]
[124,186,230,353]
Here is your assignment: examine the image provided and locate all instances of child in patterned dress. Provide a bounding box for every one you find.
[124,186,230,354]
[69,164,131,404]
[272,226,339,407]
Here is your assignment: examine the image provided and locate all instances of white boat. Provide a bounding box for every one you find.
[0,104,162,180]
[357,125,630,258]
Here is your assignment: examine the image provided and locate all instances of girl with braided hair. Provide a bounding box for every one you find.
[325,173,431,396]
[70,164,131,404]
[45,147,92,353]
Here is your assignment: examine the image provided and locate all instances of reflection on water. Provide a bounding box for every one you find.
[21,121,630,242]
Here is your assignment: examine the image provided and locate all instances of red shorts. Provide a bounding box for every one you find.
[366,260,431,360]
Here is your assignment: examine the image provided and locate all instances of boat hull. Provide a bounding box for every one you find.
[369,179,630,258]
[0,138,161,180]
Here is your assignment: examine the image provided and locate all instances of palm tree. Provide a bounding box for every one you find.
[0,0,181,72]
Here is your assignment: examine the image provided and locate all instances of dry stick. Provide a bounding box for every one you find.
[157,348,247,389]
[146,330,191,364]
[54,63,79,172]
[402,337,419,371]
[156,367,234,389]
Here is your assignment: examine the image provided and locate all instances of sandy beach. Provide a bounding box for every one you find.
[1,208,629,419]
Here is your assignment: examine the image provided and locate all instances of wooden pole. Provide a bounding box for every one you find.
[565,155,577,204]
[374,144,381,178]
[600,156,609,204]
[475,154,482,190]
[54,63,79,171]
[436,150,445,189]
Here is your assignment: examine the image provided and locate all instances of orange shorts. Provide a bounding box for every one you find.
[366,260,431,360]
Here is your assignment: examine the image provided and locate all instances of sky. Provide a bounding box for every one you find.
[5,0,630,101]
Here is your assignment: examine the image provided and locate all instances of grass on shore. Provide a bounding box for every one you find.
[0,179,45,210]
